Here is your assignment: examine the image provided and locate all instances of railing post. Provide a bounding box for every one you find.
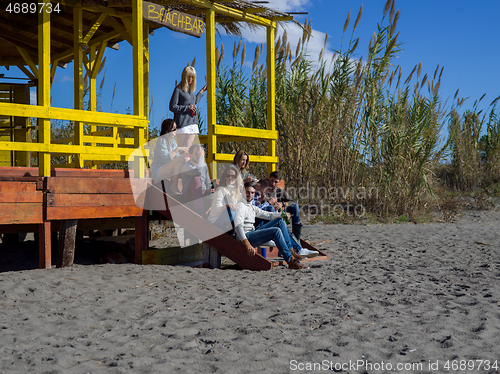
[74,4,84,168]
[206,7,217,179]
[267,22,277,176]
[38,1,51,177]
[133,0,145,178]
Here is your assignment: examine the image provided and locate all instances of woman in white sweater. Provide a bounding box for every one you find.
[208,165,244,232]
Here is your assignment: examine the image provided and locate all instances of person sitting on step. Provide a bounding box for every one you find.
[233,182,313,270]
[268,170,304,241]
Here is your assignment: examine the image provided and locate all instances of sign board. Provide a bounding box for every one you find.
[143,1,205,38]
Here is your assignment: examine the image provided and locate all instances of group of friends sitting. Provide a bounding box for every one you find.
[150,119,317,270]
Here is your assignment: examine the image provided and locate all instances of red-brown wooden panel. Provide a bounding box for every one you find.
[47,177,134,194]
[51,168,132,178]
[148,182,274,271]
[0,167,39,177]
[0,167,134,179]
[0,181,38,193]
[0,191,43,203]
[47,205,144,220]
[47,193,136,207]
[0,203,43,224]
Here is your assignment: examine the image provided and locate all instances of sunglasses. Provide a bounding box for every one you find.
[226,174,237,179]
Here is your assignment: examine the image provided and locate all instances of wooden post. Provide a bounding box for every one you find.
[205,7,217,178]
[135,210,148,264]
[266,23,276,176]
[38,2,51,177]
[132,0,145,178]
[73,4,84,168]
[56,219,77,267]
[38,221,51,269]
[202,243,221,269]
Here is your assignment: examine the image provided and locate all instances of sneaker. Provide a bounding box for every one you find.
[297,248,319,258]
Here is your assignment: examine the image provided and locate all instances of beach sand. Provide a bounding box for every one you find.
[1,209,499,373]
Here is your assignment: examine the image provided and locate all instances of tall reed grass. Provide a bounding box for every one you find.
[213,0,500,218]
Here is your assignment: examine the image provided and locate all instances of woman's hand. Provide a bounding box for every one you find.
[227,203,238,211]
[177,147,189,155]
[200,85,207,94]
[189,104,196,112]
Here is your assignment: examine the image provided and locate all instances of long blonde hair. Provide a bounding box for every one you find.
[219,165,244,203]
[179,66,197,93]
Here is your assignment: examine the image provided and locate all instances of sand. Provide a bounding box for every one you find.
[1,209,499,373]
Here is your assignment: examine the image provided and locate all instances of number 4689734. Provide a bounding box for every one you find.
[6,3,61,13]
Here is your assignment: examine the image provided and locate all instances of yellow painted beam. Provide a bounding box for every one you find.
[38,5,51,176]
[214,153,278,164]
[213,124,278,139]
[92,127,135,136]
[143,22,149,121]
[82,12,107,44]
[88,45,97,169]
[106,14,133,45]
[0,103,148,127]
[205,7,217,179]
[50,59,59,87]
[91,40,108,79]
[0,141,138,156]
[16,47,38,78]
[198,135,258,144]
[74,4,84,168]
[16,64,36,80]
[180,0,272,26]
[83,135,135,146]
[267,23,277,175]
[132,0,145,178]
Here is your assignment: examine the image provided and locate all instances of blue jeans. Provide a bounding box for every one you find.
[285,203,301,225]
[245,218,298,263]
[255,205,275,229]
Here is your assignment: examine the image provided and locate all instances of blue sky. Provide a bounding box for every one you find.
[2,0,499,134]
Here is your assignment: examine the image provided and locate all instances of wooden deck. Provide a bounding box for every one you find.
[0,167,147,269]
[0,167,328,271]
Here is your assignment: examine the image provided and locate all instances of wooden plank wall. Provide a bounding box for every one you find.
[46,177,142,220]
[0,168,147,269]
[0,177,43,225]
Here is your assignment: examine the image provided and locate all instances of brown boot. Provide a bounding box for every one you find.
[288,258,309,270]
[290,248,305,260]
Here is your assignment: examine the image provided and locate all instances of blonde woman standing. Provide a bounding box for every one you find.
[169,66,207,148]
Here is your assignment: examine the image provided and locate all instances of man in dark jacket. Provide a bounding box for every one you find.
[268,171,303,240]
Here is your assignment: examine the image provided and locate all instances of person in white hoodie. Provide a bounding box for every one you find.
[208,165,244,232]
[233,182,315,270]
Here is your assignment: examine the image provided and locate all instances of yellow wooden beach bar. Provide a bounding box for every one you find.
[0,0,327,270]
